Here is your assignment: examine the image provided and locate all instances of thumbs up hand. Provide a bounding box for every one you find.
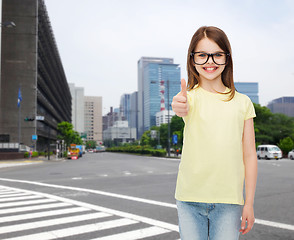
[172,79,189,117]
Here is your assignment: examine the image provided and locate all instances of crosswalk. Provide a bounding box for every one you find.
[0,185,180,239]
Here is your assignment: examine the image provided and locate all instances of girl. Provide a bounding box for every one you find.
[172,26,257,240]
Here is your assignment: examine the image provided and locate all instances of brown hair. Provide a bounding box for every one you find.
[187,26,235,101]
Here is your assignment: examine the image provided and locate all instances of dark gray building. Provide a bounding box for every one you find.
[267,97,294,117]
[0,0,71,151]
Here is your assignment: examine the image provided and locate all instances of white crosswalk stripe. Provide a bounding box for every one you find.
[89,226,171,240]
[0,185,179,239]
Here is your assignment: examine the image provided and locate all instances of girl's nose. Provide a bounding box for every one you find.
[207,55,214,64]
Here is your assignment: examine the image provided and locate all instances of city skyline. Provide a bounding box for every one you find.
[45,0,294,114]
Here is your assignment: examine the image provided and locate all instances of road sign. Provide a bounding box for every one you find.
[32,135,38,140]
[172,134,178,144]
[150,130,157,139]
[36,116,45,121]
[24,117,35,121]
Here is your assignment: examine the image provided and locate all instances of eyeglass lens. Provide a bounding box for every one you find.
[193,52,227,65]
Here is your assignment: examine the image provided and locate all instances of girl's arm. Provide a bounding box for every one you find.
[240,117,258,235]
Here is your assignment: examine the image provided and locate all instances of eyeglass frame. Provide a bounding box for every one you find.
[190,51,231,65]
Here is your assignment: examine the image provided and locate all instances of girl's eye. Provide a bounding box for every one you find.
[197,53,207,58]
[214,53,224,57]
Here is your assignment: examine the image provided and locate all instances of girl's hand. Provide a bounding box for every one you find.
[171,79,189,117]
[240,204,255,235]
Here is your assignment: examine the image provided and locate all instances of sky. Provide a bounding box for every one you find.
[45,0,294,115]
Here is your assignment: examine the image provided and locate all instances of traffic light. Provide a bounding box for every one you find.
[24,117,35,121]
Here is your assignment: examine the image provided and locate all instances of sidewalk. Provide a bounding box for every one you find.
[0,156,65,169]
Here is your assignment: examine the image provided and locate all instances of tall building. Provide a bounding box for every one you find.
[84,96,102,143]
[69,83,84,134]
[137,57,181,138]
[267,97,294,117]
[129,91,138,138]
[235,82,259,104]
[120,94,131,122]
[0,0,71,150]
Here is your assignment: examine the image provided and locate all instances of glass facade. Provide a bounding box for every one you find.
[138,57,180,136]
[120,94,131,122]
[234,82,259,104]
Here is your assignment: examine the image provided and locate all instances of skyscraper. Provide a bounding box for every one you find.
[84,96,102,143]
[137,57,180,138]
[68,83,84,134]
[120,94,131,122]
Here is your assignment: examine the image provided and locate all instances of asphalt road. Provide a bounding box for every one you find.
[0,152,293,240]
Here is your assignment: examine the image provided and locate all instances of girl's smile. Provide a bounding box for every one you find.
[203,66,219,73]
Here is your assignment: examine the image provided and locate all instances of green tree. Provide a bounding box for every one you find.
[57,121,82,146]
[171,115,184,147]
[140,130,151,146]
[86,140,97,149]
[253,103,294,145]
[278,137,294,156]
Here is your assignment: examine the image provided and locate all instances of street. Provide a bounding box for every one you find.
[0,153,293,240]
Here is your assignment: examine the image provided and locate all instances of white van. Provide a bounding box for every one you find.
[256,145,282,160]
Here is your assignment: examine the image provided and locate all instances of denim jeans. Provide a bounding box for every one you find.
[176,200,242,240]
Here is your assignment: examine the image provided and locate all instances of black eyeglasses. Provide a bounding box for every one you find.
[190,52,230,65]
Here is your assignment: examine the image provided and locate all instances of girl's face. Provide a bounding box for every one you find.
[194,37,226,83]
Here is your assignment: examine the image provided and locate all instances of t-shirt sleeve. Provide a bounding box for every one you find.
[245,96,256,120]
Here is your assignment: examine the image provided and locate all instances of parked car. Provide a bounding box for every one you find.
[288,149,294,160]
[257,145,282,160]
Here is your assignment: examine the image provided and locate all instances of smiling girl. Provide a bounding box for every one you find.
[172,26,257,240]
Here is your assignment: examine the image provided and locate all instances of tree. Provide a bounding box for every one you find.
[278,137,294,156]
[57,121,83,146]
[86,140,97,149]
[140,130,151,146]
[171,115,184,147]
[253,103,294,146]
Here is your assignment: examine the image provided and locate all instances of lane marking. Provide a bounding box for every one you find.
[255,219,294,231]
[2,219,139,240]
[0,206,90,223]
[0,212,111,234]
[0,185,179,232]
[71,177,83,180]
[0,177,176,208]
[0,198,56,208]
[0,195,43,202]
[90,226,170,240]
[1,178,293,232]
[0,202,71,215]
[0,192,32,198]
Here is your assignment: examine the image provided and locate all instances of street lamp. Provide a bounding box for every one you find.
[0,21,16,28]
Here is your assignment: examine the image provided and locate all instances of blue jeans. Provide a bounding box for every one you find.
[176,200,242,240]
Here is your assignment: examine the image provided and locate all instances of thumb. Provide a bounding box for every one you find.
[240,216,246,231]
[180,78,187,97]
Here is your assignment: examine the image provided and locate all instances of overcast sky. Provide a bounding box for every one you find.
[45,0,294,114]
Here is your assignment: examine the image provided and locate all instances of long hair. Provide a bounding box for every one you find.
[187,26,235,101]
